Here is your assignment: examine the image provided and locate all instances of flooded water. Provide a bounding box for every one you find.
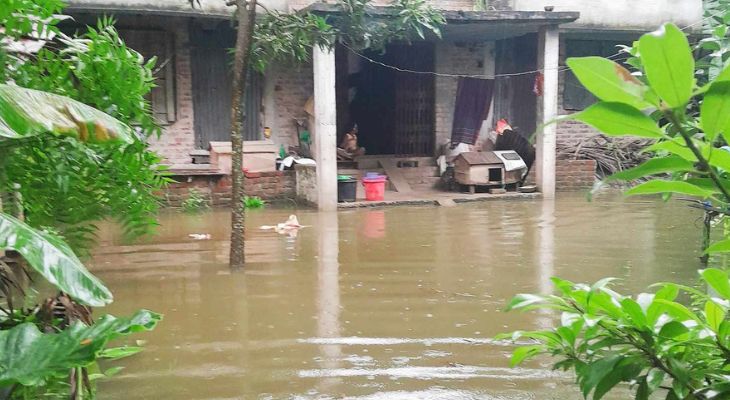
[91,192,705,399]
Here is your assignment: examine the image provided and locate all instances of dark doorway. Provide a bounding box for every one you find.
[190,21,262,149]
[338,42,435,156]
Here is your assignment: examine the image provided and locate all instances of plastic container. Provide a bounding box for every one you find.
[337,176,357,203]
[362,175,387,201]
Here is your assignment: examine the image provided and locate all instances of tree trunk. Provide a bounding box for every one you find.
[229,0,257,269]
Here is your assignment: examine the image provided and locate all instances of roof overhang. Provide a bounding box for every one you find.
[305,4,579,41]
[64,0,235,19]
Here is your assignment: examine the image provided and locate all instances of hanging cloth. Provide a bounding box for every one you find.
[450,77,495,146]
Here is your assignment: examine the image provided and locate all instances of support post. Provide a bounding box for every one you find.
[313,45,338,211]
[536,25,559,199]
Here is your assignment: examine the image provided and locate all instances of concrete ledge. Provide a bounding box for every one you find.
[338,191,541,209]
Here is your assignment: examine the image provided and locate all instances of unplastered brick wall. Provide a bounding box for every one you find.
[265,62,314,148]
[164,171,296,207]
[288,0,480,11]
[556,159,596,190]
[434,41,491,151]
[145,19,196,165]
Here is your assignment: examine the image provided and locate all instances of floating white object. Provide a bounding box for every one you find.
[188,233,211,240]
[260,215,304,233]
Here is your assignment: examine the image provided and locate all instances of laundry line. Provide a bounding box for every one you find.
[340,9,724,81]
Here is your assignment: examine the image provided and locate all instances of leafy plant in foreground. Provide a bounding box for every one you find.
[0,85,161,399]
[499,270,730,399]
[502,21,730,400]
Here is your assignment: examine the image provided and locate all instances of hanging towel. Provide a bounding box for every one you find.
[450,77,495,146]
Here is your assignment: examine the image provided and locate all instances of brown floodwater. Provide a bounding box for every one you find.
[91,192,707,399]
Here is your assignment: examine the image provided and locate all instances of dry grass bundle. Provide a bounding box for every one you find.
[558,135,653,178]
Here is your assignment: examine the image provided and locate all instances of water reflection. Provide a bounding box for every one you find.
[316,211,342,391]
[536,200,555,329]
[92,193,702,399]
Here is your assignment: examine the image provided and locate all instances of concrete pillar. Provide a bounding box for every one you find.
[536,25,559,199]
[313,45,338,211]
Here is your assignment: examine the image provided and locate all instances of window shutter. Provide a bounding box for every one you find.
[119,29,176,124]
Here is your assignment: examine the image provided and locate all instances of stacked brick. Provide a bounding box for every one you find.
[163,171,296,207]
[555,160,596,190]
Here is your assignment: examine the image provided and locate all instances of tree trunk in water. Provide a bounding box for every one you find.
[229,0,257,269]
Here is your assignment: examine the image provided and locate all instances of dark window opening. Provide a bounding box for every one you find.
[488,168,502,182]
[563,40,632,111]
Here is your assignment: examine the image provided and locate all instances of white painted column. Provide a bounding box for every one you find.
[313,45,338,211]
[536,25,559,199]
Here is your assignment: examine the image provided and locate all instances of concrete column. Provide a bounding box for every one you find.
[536,25,559,199]
[313,45,338,211]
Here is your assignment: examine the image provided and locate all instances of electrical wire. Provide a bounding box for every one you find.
[343,8,725,80]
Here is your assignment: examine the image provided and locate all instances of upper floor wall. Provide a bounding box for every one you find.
[512,0,703,31]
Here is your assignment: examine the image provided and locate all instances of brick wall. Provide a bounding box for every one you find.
[555,159,596,190]
[265,62,314,148]
[164,171,296,207]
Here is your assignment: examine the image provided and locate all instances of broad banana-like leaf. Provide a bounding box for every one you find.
[0,84,135,143]
[0,310,161,387]
[0,213,112,307]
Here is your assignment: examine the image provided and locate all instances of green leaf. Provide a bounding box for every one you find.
[566,56,653,109]
[505,293,548,311]
[645,140,696,162]
[0,310,160,387]
[658,321,689,339]
[621,298,647,327]
[98,346,143,360]
[705,300,725,332]
[700,268,730,298]
[635,380,649,400]
[0,212,112,307]
[706,239,730,254]
[654,299,702,323]
[572,102,663,138]
[701,81,730,141]
[625,180,715,198]
[579,355,622,398]
[606,156,693,181]
[510,345,541,367]
[0,84,135,143]
[647,369,666,392]
[638,23,695,108]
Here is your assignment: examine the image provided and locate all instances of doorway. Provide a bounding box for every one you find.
[336,42,435,156]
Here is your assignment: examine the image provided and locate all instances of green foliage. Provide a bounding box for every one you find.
[0,213,112,307]
[562,23,730,254]
[638,23,695,108]
[249,0,445,72]
[181,188,209,213]
[0,3,162,398]
[12,17,160,138]
[0,84,135,143]
[0,137,168,254]
[0,310,160,391]
[243,196,265,209]
[0,4,166,254]
[505,21,730,400]
[697,0,730,84]
[500,270,730,400]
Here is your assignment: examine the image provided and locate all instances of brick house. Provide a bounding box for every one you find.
[65,0,702,208]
